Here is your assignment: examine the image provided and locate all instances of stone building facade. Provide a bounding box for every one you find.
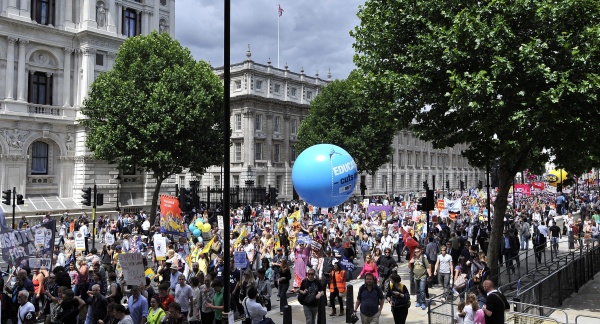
[0,0,176,214]
[205,51,485,201]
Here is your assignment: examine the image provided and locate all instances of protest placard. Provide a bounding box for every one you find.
[119,252,145,286]
[154,235,167,260]
[297,234,312,245]
[105,233,115,245]
[234,251,247,269]
[74,231,85,251]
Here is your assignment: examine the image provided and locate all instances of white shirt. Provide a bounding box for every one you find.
[175,283,193,312]
[141,220,151,231]
[18,302,35,324]
[437,253,452,274]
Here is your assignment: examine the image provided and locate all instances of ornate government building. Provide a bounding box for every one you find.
[0,0,176,214]
[0,1,483,215]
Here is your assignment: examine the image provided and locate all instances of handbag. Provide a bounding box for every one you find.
[454,273,467,288]
[350,312,359,324]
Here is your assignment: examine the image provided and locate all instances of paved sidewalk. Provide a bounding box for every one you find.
[552,274,600,324]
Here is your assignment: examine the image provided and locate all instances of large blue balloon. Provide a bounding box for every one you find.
[192,229,201,237]
[292,144,358,207]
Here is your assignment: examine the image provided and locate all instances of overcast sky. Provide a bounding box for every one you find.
[175,0,363,80]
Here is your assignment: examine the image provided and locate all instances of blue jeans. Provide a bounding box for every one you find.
[520,235,529,250]
[415,277,427,305]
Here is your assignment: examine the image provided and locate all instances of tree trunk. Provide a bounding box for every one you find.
[486,159,516,279]
[149,177,165,226]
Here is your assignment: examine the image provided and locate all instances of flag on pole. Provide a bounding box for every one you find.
[278,4,284,17]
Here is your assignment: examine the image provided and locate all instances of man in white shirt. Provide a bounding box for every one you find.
[434,246,453,298]
[79,221,90,254]
[174,274,194,317]
[244,287,269,324]
[17,290,35,324]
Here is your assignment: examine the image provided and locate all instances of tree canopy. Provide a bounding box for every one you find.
[82,31,224,222]
[352,0,600,268]
[296,70,396,175]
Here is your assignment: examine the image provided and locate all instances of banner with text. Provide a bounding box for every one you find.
[0,220,56,268]
[119,252,145,286]
[159,195,186,236]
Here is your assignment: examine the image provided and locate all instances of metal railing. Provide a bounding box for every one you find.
[575,315,600,323]
[428,240,600,324]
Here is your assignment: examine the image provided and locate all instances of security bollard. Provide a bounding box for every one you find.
[283,305,293,324]
[346,285,354,323]
[317,293,327,324]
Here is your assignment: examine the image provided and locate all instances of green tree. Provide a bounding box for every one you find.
[296,70,396,175]
[352,0,600,269]
[82,32,223,223]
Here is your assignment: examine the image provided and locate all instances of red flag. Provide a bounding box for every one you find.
[278,4,284,17]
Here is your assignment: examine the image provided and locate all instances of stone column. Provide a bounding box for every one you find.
[108,0,117,32]
[19,0,27,10]
[63,48,73,107]
[16,39,28,102]
[153,0,160,31]
[169,0,176,35]
[5,36,17,100]
[142,10,151,35]
[116,1,123,35]
[80,48,95,102]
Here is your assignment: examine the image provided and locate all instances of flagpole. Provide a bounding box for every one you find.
[277,13,280,68]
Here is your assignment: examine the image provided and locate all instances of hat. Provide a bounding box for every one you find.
[115,245,122,250]
[171,263,179,270]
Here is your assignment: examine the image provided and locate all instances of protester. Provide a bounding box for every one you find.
[298,269,325,324]
[385,274,410,324]
[354,273,384,324]
[481,280,509,324]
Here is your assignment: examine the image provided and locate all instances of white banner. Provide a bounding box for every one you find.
[444,198,462,213]
[154,235,167,260]
[119,252,145,286]
[105,233,115,245]
[74,231,85,251]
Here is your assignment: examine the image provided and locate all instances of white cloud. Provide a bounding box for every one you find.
[175,0,362,80]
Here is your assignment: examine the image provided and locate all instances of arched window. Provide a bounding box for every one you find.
[31,141,49,175]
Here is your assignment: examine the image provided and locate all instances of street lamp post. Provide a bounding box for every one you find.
[115,174,121,211]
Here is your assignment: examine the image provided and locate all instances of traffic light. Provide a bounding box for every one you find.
[446,180,450,190]
[460,180,465,191]
[417,197,427,211]
[16,194,24,205]
[81,187,92,206]
[269,187,278,205]
[478,180,483,190]
[179,188,193,212]
[96,193,104,206]
[2,189,11,205]
[426,189,435,210]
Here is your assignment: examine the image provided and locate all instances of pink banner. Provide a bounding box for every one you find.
[514,184,531,196]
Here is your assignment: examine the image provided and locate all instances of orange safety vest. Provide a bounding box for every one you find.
[329,270,347,293]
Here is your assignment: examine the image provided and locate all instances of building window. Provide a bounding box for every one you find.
[274,116,281,132]
[234,114,242,130]
[31,0,55,25]
[160,0,167,5]
[276,175,283,192]
[95,53,104,66]
[381,175,387,190]
[255,143,263,160]
[28,72,53,105]
[408,152,413,166]
[290,146,297,161]
[307,91,312,99]
[213,175,221,188]
[233,175,240,187]
[290,119,297,134]
[235,80,242,90]
[274,84,280,93]
[291,87,297,97]
[31,141,49,175]
[257,175,265,187]
[256,80,262,90]
[398,152,403,167]
[123,8,141,37]
[415,153,420,167]
[255,114,263,131]
[234,142,242,162]
[273,144,281,162]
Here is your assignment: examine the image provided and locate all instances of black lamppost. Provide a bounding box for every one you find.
[245,165,255,187]
[115,174,121,211]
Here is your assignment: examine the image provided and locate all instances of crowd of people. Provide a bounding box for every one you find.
[1,180,599,324]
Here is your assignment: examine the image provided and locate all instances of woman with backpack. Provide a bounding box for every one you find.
[385,274,410,324]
